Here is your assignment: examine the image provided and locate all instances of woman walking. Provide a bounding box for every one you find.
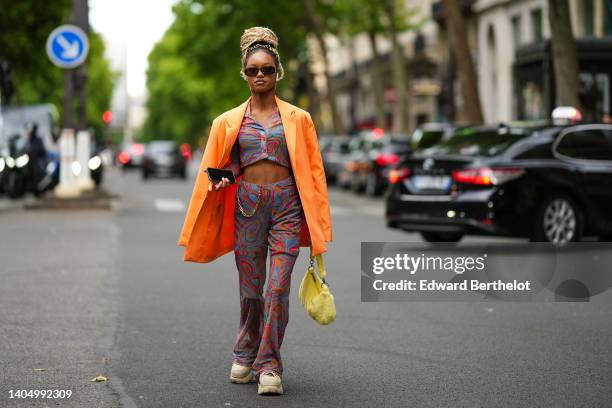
[178,27,333,395]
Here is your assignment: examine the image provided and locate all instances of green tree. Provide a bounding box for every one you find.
[328,0,424,132]
[302,0,346,134]
[144,0,306,146]
[0,0,116,138]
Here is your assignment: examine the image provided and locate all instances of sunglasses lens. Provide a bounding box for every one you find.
[245,68,259,77]
[244,66,277,77]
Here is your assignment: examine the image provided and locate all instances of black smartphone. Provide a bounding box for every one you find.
[205,167,236,185]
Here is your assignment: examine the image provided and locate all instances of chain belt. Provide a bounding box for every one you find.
[236,185,261,217]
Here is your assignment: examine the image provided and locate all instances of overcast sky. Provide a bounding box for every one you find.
[89,0,177,98]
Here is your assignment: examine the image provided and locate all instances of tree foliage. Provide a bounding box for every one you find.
[0,0,115,138]
[144,0,307,146]
[145,0,432,143]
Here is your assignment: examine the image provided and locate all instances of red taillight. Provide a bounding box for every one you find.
[180,143,192,160]
[118,151,130,164]
[452,167,523,185]
[388,168,410,184]
[130,143,145,156]
[375,153,400,166]
[372,127,385,138]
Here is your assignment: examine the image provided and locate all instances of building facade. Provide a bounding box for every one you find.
[308,0,612,133]
[474,0,612,123]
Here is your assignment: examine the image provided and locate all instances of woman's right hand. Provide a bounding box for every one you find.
[208,177,231,191]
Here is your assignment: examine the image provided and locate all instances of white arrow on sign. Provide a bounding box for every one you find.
[46,25,89,69]
[56,34,80,59]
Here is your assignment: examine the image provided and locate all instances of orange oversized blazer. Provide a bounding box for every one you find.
[178,95,333,263]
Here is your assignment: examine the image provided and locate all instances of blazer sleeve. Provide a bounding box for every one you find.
[304,112,333,243]
[178,116,222,247]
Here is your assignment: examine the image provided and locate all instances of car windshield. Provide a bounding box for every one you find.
[382,140,411,153]
[411,129,446,150]
[423,127,532,157]
[330,139,350,153]
[148,141,175,153]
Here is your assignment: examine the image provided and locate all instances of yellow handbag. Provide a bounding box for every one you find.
[299,252,336,325]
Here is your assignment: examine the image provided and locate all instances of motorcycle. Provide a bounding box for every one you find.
[1,135,47,198]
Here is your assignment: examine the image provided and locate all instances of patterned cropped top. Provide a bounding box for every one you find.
[222,102,291,178]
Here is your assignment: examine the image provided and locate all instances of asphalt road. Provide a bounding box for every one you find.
[1,163,611,408]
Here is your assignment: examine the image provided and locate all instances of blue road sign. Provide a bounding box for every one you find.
[46,25,90,69]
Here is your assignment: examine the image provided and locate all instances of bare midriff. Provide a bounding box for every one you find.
[242,159,292,185]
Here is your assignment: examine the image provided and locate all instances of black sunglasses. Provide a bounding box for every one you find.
[244,66,277,77]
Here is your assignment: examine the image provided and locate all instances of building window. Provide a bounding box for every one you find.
[584,0,594,36]
[511,15,522,46]
[531,8,543,42]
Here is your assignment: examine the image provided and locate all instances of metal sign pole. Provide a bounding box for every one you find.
[46,3,91,198]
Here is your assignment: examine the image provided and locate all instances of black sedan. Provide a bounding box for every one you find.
[385,122,612,245]
[142,141,188,180]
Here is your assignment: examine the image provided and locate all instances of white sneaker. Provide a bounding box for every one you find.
[257,371,283,395]
[230,361,253,383]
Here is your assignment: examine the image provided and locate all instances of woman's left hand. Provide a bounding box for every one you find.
[209,177,231,191]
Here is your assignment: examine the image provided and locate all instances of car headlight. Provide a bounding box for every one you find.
[46,161,57,174]
[16,154,29,168]
[72,161,82,176]
[88,156,102,171]
[0,157,5,172]
[6,156,16,168]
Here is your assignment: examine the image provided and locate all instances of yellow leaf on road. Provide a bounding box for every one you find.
[91,375,108,382]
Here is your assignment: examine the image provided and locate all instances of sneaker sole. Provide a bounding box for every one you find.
[258,384,283,395]
[230,372,254,384]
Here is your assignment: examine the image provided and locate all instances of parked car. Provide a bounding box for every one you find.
[338,129,412,196]
[117,142,145,169]
[385,112,612,245]
[321,135,350,185]
[142,140,188,180]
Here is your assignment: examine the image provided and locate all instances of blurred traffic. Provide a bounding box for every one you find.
[321,106,612,246]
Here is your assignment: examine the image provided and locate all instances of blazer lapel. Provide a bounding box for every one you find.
[275,95,297,167]
[221,97,251,164]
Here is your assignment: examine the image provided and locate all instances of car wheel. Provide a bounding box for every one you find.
[420,231,464,243]
[142,170,149,180]
[365,172,379,197]
[534,194,582,245]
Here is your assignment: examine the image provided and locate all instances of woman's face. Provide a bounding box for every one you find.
[244,50,277,94]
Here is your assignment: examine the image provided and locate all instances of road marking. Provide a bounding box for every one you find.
[331,205,384,217]
[330,206,352,216]
[154,199,185,212]
[361,206,385,216]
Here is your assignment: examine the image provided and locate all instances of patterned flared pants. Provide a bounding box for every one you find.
[233,175,303,378]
